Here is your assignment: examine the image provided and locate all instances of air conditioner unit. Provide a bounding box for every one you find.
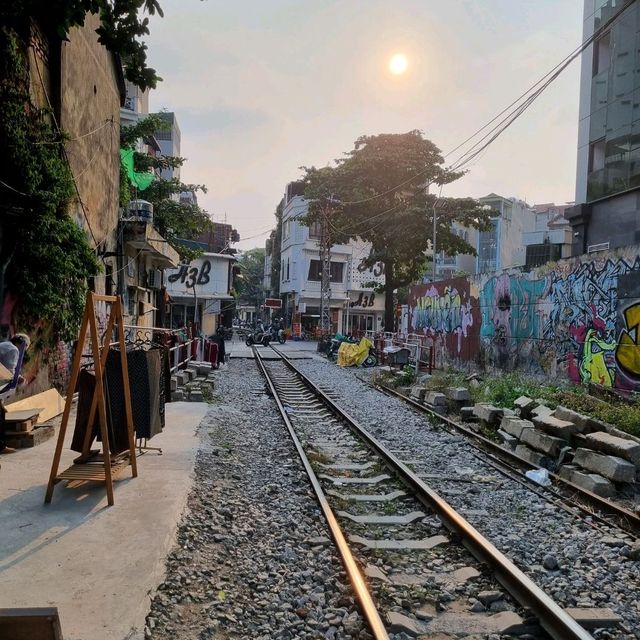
[587,241,610,254]
[147,269,162,289]
[125,199,154,223]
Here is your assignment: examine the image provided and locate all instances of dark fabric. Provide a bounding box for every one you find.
[71,348,164,452]
[209,335,225,364]
[110,348,162,440]
[157,346,170,428]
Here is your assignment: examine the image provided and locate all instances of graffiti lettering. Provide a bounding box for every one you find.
[410,285,473,354]
[350,292,376,308]
[168,260,211,287]
[357,259,384,277]
[616,303,640,379]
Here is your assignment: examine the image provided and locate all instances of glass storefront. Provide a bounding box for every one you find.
[587,2,640,201]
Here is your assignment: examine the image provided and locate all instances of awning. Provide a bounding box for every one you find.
[121,220,179,268]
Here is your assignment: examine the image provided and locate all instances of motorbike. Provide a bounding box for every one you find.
[326,333,358,361]
[245,322,270,347]
[329,334,378,368]
[267,324,286,344]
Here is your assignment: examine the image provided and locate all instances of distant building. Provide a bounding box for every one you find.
[152,111,181,183]
[523,203,573,268]
[567,1,640,254]
[434,193,536,279]
[193,223,240,254]
[278,182,385,335]
[164,253,235,334]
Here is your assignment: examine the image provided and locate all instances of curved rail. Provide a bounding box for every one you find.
[268,345,594,640]
[252,346,389,640]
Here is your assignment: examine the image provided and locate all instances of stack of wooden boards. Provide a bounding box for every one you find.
[4,389,64,448]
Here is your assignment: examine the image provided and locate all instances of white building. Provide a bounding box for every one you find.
[434,193,536,279]
[153,111,181,183]
[165,253,235,335]
[279,182,386,335]
[522,203,573,268]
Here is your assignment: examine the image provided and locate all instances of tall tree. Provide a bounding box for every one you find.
[234,248,266,312]
[302,131,492,329]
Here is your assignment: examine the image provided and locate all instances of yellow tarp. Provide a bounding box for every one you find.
[337,337,373,367]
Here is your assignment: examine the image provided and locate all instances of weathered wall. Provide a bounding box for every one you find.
[408,278,480,368]
[409,247,640,391]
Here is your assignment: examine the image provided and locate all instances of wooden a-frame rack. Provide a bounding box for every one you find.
[45,292,137,506]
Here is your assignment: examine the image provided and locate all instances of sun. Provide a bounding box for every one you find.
[389,53,408,75]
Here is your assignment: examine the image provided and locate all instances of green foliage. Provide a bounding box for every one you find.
[0,25,100,343]
[235,248,266,307]
[1,0,164,91]
[301,131,493,328]
[120,115,212,260]
[390,365,416,388]
[267,199,284,296]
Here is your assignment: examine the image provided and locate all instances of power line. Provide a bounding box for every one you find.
[337,0,637,207]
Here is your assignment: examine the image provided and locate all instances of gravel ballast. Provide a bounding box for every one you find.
[143,360,367,640]
[293,357,640,640]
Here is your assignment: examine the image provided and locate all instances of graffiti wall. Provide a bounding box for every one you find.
[408,277,480,365]
[408,248,640,391]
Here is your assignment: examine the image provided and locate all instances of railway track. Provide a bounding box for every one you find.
[374,382,640,539]
[254,345,595,640]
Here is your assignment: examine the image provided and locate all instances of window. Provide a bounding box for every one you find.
[308,260,344,282]
[308,219,322,239]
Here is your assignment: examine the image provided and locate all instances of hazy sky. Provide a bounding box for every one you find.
[147,1,583,249]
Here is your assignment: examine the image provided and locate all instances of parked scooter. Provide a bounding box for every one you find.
[326,333,358,361]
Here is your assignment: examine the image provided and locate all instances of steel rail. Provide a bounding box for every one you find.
[269,345,594,640]
[376,382,640,536]
[252,347,389,640]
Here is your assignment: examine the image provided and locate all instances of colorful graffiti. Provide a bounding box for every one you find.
[408,250,640,392]
[408,278,479,359]
[480,273,546,369]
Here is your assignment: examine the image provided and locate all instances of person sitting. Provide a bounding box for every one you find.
[0,333,31,454]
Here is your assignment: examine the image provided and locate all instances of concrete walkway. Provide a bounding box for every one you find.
[0,401,208,640]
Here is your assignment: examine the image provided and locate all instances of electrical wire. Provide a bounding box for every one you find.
[336,0,638,207]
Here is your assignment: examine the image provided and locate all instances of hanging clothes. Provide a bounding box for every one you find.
[110,348,162,440]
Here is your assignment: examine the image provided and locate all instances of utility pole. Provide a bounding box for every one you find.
[432,198,437,283]
[319,197,332,333]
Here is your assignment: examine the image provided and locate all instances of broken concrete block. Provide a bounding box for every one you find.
[585,432,640,465]
[498,429,518,450]
[515,444,554,470]
[175,371,189,385]
[500,416,534,439]
[189,390,205,402]
[532,414,575,439]
[573,448,636,482]
[170,377,178,392]
[520,429,566,457]
[514,395,537,417]
[446,387,471,402]
[197,364,212,376]
[473,403,501,425]
[558,465,616,497]
[410,385,426,401]
[552,405,591,432]
[531,404,554,419]
[171,389,185,402]
[425,391,446,407]
[459,406,475,421]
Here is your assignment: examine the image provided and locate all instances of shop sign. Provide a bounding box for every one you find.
[265,298,282,308]
[292,322,302,337]
[349,292,376,308]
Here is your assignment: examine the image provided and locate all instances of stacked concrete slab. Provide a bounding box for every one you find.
[170,361,215,402]
[500,396,638,497]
